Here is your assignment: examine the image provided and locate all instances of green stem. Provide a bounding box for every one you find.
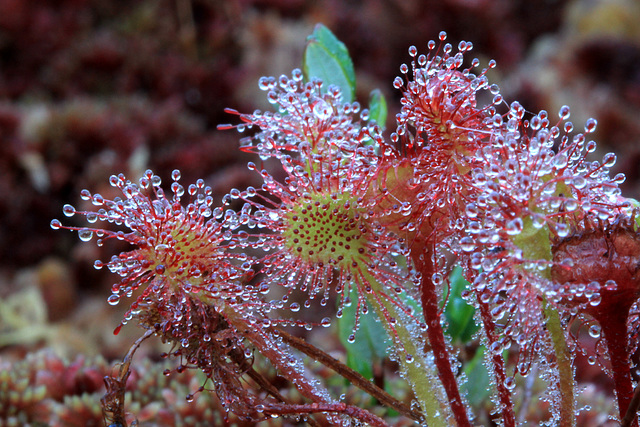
[544,302,576,427]
[516,218,575,426]
[363,271,451,427]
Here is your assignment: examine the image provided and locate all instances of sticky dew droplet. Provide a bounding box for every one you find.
[312,98,332,121]
[504,376,516,390]
[62,204,76,217]
[78,229,94,242]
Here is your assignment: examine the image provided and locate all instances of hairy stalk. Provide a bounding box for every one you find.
[275,327,423,422]
[517,220,575,426]
[419,261,472,427]
[413,242,472,427]
[477,300,516,427]
[226,344,321,427]
[543,303,576,427]
[223,306,335,425]
[361,270,451,426]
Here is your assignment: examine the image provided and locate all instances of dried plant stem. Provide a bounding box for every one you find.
[275,327,423,422]
[478,300,516,427]
[543,303,576,427]
[102,329,154,427]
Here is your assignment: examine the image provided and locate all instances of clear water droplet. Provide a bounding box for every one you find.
[459,237,474,252]
[312,98,332,120]
[504,376,516,390]
[584,118,597,133]
[603,153,616,168]
[558,105,570,120]
[62,204,76,217]
[78,229,93,242]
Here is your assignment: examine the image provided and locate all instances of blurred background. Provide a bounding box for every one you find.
[1,0,639,425]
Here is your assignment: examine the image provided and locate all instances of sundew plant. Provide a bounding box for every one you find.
[53,25,640,426]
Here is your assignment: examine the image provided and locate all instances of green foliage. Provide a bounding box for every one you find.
[337,289,390,380]
[367,89,387,127]
[444,267,478,344]
[303,24,356,102]
[462,347,491,407]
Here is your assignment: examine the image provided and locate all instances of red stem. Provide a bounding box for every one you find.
[478,300,516,427]
[418,251,472,427]
[262,403,389,427]
[596,309,637,426]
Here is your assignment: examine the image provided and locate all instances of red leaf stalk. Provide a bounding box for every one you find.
[417,242,471,427]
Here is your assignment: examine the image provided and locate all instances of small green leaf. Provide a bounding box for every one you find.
[303,24,356,102]
[367,89,387,127]
[337,289,389,379]
[444,267,478,344]
[462,346,492,407]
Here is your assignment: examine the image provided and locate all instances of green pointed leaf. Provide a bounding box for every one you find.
[444,267,478,344]
[303,24,355,102]
[367,89,387,127]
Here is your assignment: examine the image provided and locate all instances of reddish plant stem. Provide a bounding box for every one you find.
[596,309,637,426]
[418,246,471,427]
[622,379,640,427]
[477,300,516,427]
[262,403,389,427]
